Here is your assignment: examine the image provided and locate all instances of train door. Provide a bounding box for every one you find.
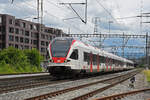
[69,48,80,69]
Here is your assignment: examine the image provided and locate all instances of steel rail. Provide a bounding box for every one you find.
[0,79,69,94]
[24,70,141,100]
[71,71,139,100]
[93,88,150,100]
[0,71,132,94]
[0,76,69,94]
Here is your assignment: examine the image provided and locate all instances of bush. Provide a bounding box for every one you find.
[23,48,44,67]
[0,47,43,74]
[0,61,15,74]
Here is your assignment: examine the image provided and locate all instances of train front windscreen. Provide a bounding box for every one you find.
[51,38,73,57]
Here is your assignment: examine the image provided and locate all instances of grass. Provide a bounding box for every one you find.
[143,70,150,82]
[0,63,42,74]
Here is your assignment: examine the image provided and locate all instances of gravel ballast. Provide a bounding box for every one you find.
[0,71,125,100]
[89,71,150,100]
[0,70,138,100]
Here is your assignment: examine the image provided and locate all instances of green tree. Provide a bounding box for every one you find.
[0,47,28,66]
[0,47,43,74]
[23,48,44,67]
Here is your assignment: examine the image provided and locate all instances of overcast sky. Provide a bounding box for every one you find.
[0,0,150,34]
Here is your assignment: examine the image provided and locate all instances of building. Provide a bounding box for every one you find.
[0,14,66,58]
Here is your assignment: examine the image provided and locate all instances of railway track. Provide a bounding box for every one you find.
[0,70,133,94]
[93,88,150,100]
[0,77,70,94]
[0,71,115,94]
[0,73,65,94]
[24,69,141,100]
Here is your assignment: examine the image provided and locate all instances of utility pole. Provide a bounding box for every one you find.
[37,0,43,24]
[37,0,44,51]
[11,0,14,4]
[93,17,100,34]
[146,32,149,67]
[108,21,113,34]
[68,28,71,34]
[37,0,40,23]
[122,32,125,58]
[92,17,102,48]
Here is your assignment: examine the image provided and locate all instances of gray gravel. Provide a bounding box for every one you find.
[0,70,136,100]
[0,79,101,100]
[49,83,109,100]
[121,93,145,100]
[88,71,150,100]
[49,70,137,100]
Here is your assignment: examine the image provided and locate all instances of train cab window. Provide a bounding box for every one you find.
[70,49,78,60]
[51,38,73,57]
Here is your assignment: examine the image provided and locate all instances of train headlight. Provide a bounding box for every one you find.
[64,60,70,63]
[49,60,53,62]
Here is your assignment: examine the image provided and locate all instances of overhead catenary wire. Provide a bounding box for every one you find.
[27,0,100,34]
[46,0,71,15]
[20,1,88,34]
[95,0,119,23]
[10,0,87,34]
[10,0,119,34]
[45,0,96,33]
[47,0,85,22]
[116,16,140,19]
[59,0,87,24]
[53,0,103,33]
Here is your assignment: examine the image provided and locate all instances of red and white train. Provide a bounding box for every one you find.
[47,37,134,77]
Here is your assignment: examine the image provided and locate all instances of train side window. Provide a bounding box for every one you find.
[93,54,97,65]
[84,52,88,61]
[70,49,78,60]
[84,52,91,65]
[100,56,105,63]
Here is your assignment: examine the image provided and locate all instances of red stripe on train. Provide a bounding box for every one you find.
[66,40,76,58]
